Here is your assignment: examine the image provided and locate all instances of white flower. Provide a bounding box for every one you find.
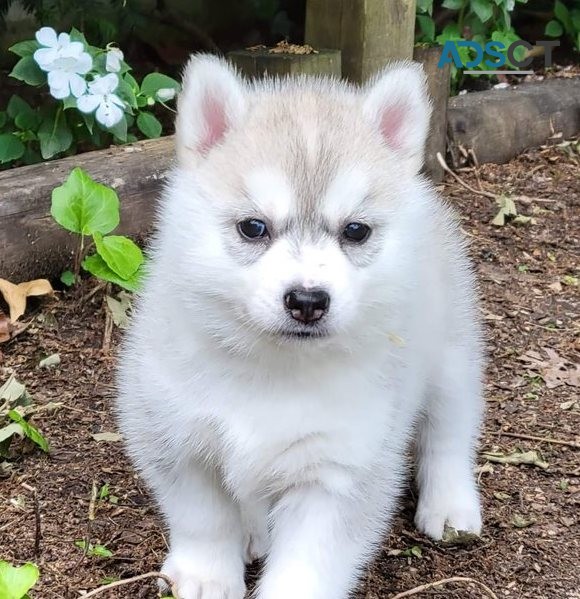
[156,87,176,101]
[33,27,92,99]
[77,74,125,128]
[105,47,124,73]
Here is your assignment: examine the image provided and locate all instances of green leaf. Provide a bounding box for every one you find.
[470,0,493,23]
[107,115,128,143]
[0,561,39,599]
[0,134,25,164]
[0,112,6,129]
[416,0,433,15]
[60,270,76,287]
[38,110,73,159]
[140,73,181,99]
[74,540,113,558]
[554,0,573,34]
[82,254,143,292]
[51,167,120,235]
[9,40,40,58]
[545,19,564,37]
[94,233,143,279]
[9,56,45,86]
[442,0,464,9]
[117,77,138,110]
[7,96,33,121]
[416,15,435,42]
[136,112,162,139]
[15,110,40,132]
[7,411,49,452]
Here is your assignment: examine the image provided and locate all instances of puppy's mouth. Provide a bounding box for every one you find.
[278,329,329,340]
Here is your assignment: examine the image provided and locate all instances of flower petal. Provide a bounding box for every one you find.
[36,26,57,48]
[96,99,124,128]
[49,82,71,100]
[75,52,93,75]
[67,41,86,57]
[69,73,87,98]
[90,73,119,95]
[156,87,176,101]
[105,48,123,73]
[33,47,58,70]
[108,93,125,108]
[77,94,101,113]
[48,70,69,92]
[57,32,71,47]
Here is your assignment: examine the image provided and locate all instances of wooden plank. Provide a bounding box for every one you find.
[413,46,451,183]
[0,137,174,281]
[447,78,580,167]
[305,0,416,82]
[228,48,341,78]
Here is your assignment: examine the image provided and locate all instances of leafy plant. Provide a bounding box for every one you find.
[545,0,580,51]
[0,27,180,168]
[51,167,144,291]
[0,375,49,458]
[416,0,530,89]
[74,540,113,558]
[0,561,39,599]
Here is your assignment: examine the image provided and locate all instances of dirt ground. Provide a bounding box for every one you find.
[0,139,578,598]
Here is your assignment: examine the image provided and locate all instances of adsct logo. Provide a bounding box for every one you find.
[438,39,560,74]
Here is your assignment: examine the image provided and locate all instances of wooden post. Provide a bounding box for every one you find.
[228,47,341,79]
[413,46,450,183]
[305,0,417,83]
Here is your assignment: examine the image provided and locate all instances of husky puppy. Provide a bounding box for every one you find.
[116,55,483,599]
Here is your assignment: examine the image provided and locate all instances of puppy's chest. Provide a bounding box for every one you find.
[200,373,394,498]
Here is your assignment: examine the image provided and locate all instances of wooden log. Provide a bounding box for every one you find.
[305,0,417,83]
[228,47,341,78]
[413,45,450,183]
[0,137,174,281]
[447,78,580,167]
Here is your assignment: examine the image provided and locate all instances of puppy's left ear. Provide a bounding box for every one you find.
[176,54,246,165]
[362,62,431,174]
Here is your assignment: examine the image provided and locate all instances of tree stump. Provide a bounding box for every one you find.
[228,45,341,78]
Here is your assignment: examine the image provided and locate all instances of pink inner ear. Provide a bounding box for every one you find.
[199,91,228,153]
[379,104,405,150]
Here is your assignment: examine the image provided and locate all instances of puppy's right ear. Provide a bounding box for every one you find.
[176,54,246,164]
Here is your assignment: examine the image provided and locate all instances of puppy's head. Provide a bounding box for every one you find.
[167,55,431,355]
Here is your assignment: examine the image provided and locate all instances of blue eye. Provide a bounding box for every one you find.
[343,222,371,243]
[238,219,269,240]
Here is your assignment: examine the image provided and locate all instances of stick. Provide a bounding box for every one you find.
[390,576,499,599]
[21,483,41,556]
[437,152,496,199]
[81,571,180,598]
[499,431,580,449]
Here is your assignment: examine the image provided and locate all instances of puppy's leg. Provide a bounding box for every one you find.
[157,465,246,599]
[256,480,394,599]
[241,498,270,564]
[415,345,483,540]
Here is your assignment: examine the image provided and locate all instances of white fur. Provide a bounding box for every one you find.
[116,56,483,599]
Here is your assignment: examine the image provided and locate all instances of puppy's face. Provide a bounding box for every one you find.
[169,56,430,353]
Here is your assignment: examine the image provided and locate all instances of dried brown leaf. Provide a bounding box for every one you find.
[0,278,53,321]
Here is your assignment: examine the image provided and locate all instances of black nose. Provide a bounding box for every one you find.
[284,289,330,324]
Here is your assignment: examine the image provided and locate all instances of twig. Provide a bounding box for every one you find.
[81,571,180,598]
[390,576,499,599]
[437,152,496,199]
[499,431,580,449]
[21,483,41,556]
[101,284,113,353]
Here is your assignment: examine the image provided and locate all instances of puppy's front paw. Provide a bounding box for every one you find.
[415,486,482,541]
[162,546,246,599]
